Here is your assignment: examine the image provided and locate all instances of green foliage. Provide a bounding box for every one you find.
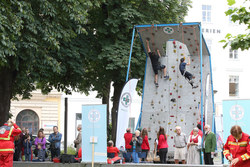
[221,0,250,50]
[0,0,100,99]
[80,0,192,96]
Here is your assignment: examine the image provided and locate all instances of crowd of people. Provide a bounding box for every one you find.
[107,124,250,166]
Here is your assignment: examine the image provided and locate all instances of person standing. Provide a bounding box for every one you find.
[124,128,133,152]
[23,134,32,161]
[187,127,201,164]
[49,126,62,160]
[74,124,82,155]
[34,130,46,160]
[146,39,169,87]
[203,124,216,165]
[141,128,150,161]
[174,126,187,164]
[223,125,250,167]
[157,127,169,164]
[130,130,142,163]
[0,120,22,167]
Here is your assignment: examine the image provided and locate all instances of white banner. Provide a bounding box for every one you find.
[115,78,138,149]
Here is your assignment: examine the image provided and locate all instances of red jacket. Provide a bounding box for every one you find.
[124,132,132,149]
[0,123,22,153]
[141,135,150,150]
[107,146,120,157]
[223,132,250,167]
[158,134,168,149]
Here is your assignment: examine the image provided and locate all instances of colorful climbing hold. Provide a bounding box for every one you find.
[173,41,176,45]
[174,104,176,106]
[168,122,171,125]
[181,53,184,56]
[178,96,180,98]
[179,85,183,88]
[179,46,182,49]
[181,119,184,122]
[179,107,181,109]
[169,78,172,81]
[176,58,178,61]
[174,50,176,53]
[174,83,177,86]
[171,66,175,69]
[170,115,175,117]
[173,70,176,72]
[170,93,172,95]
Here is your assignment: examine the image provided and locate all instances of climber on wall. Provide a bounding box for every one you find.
[179,57,198,89]
[146,39,169,87]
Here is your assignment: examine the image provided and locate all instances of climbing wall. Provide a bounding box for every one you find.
[137,24,214,160]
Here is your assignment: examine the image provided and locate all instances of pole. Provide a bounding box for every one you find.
[126,27,136,82]
[92,137,95,167]
[64,97,68,154]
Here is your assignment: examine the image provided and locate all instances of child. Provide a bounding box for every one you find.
[32,143,45,162]
[23,134,32,161]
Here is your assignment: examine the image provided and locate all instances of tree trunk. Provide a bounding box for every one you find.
[111,81,123,144]
[101,81,111,134]
[0,67,15,126]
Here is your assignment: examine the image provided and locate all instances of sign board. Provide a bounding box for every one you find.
[82,105,107,163]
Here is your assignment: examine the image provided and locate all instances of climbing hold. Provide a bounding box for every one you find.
[188,38,191,41]
[171,136,173,139]
[170,93,172,95]
[169,78,172,81]
[170,129,172,131]
[179,85,183,88]
[190,33,193,35]
[170,98,176,102]
[170,115,174,117]
[171,66,175,69]
[163,121,165,123]
[178,96,180,98]
[161,95,163,98]
[161,109,163,111]
[152,114,154,116]
[174,50,176,53]
[192,59,194,62]
[152,33,155,36]
[159,101,161,104]
[192,92,195,95]
[181,119,184,122]
[156,92,158,95]
[171,107,174,109]
[158,121,161,124]
[173,41,176,45]
[196,48,198,51]
[179,107,181,109]
[193,113,196,116]
[157,113,159,116]
[194,99,196,102]
[174,104,176,106]
[190,107,192,109]
[173,70,176,72]
[174,121,177,123]
[164,89,167,91]
[179,46,182,49]
[174,45,177,48]
[184,31,187,33]
[174,83,177,86]
[151,100,154,105]
[168,122,171,125]
[173,87,176,90]
[176,90,178,92]
[202,64,204,67]
[176,58,178,61]
[181,53,184,56]
[153,121,155,124]
[190,44,193,47]
[193,66,195,69]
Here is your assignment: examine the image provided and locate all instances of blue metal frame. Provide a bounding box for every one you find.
[126,27,136,82]
[199,23,204,165]
[135,30,149,130]
[135,22,200,28]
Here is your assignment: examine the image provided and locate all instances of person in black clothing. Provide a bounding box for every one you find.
[179,57,198,89]
[146,40,169,87]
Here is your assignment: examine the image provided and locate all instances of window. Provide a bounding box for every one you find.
[128,117,135,133]
[229,76,239,96]
[75,113,82,137]
[229,48,238,59]
[202,5,211,23]
[16,110,39,135]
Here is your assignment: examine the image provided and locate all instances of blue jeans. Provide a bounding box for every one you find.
[132,152,140,163]
[25,153,31,161]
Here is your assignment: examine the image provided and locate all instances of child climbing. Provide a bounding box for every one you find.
[146,39,169,87]
[179,57,198,89]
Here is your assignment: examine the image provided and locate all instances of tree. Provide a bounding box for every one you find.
[221,0,250,50]
[0,0,100,125]
[81,0,192,142]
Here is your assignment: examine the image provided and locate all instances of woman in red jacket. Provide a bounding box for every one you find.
[141,128,150,161]
[157,127,169,163]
